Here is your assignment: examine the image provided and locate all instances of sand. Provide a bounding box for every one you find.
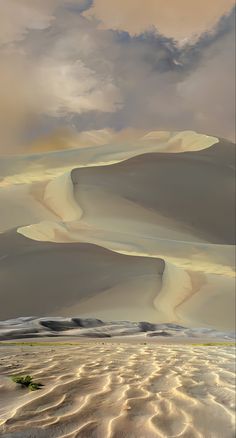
[0,341,235,438]
[1,316,234,340]
[0,231,235,330]
[0,130,235,437]
[0,233,165,321]
[0,130,219,184]
[0,131,235,330]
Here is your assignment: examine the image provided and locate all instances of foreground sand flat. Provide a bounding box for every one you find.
[0,342,235,438]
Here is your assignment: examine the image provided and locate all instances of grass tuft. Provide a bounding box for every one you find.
[11,375,44,391]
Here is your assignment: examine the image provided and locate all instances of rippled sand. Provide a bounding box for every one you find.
[0,342,235,437]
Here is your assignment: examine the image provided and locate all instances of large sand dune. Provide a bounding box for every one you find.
[71,144,235,244]
[0,232,164,321]
[0,130,219,183]
[0,230,235,330]
[0,131,235,330]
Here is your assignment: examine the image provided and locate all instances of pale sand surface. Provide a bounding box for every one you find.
[0,342,235,438]
[0,134,235,331]
[8,139,234,331]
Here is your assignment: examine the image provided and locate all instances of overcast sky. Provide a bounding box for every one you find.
[0,0,235,154]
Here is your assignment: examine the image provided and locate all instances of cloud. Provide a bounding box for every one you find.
[0,1,234,154]
[0,50,45,153]
[0,1,122,153]
[38,58,122,116]
[0,0,57,45]
[178,31,235,140]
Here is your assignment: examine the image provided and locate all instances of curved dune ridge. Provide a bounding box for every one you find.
[0,130,218,184]
[0,130,235,331]
[0,231,235,329]
[43,171,83,222]
[0,343,235,437]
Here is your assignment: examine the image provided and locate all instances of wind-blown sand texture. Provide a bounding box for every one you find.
[0,342,235,438]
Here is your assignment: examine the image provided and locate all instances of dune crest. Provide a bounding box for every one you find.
[0,130,219,187]
[43,171,83,222]
[0,231,235,330]
[153,261,192,321]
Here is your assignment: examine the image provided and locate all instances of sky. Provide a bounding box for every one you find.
[0,0,235,154]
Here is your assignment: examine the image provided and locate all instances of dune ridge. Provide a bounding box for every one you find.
[43,171,83,222]
[13,141,235,331]
[0,130,219,184]
[0,231,235,330]
[17,137,235,248]
[0,131,235,331]
[153,261,192,321]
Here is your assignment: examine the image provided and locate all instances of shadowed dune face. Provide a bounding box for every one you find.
[72,142,235,244]
[0,232,164,320]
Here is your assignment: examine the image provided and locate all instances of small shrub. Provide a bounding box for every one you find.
[11,375,31,385]
[28,382,44,391]
[11,375,44,391]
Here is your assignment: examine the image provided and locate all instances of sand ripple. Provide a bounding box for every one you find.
[0,343,235,437]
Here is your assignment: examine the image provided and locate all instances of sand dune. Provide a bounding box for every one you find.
[71,143,235,244]
[9,137,234,331]
[0,130,235,437]
[0,182,58,233]
[0,132,235,330]
[16,140,235,247]
[0,130,221,235]
[0,232,165,322]
[0,230,235,330]
[0,130,218,184]
[0,342,235,437]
